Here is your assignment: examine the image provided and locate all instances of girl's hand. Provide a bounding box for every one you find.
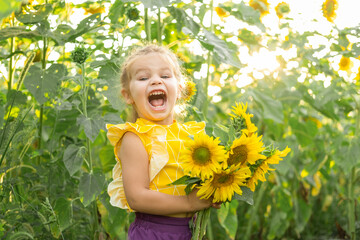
[187,188,211,212]
[187,188,222,212]
[211,202,222,209]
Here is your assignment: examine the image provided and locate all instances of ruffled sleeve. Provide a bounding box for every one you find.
[182,121,206,136]
[106,119,169,210]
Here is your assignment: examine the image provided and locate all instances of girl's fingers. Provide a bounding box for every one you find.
[211,202,222,209]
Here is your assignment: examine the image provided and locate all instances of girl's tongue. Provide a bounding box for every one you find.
[148,92,166,108]
[150,97,164,107]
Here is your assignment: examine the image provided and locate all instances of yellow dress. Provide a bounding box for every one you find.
[106,118,205,210]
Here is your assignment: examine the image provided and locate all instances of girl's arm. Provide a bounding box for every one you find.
[119,131,212,215]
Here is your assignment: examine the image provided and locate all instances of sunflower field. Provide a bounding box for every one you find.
[0,0,359,239]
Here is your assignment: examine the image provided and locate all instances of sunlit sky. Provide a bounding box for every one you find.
[2,0,360,100]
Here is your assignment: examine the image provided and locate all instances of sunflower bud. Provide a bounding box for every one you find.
[126,7,140,21]
[275,2,290,19]
[71,45,89,64]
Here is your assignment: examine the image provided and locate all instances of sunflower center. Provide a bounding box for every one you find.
[192,147,211,165]
[213,173,234,187]
[228,145,248,166]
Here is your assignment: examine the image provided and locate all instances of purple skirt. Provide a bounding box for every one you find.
[128,212,192,240]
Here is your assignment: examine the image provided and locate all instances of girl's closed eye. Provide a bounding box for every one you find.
[161,72,172,79]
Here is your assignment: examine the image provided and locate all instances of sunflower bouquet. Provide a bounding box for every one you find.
[172,102,291,240]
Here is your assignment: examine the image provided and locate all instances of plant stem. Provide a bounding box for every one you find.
[244,182,267,240]
[348,97,359,240]
[7,14,15,92]
[8,36,15,92]
[0,105,33,166]
[206,210,214,240]
[203,0,214,118]
[81,63,93,171]
[38,36,47,159]
[144,8,151,42]
[192,210,204,240]
[157,8,162,45]
[80,63,97,237]
[199,208,210,238]
[348,166,356,240]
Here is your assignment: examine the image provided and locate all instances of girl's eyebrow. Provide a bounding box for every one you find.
[134,68,149,75]
[160,67,172,72]
[134,67,172,75]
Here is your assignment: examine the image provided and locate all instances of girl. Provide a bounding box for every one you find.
[106,45,219,240]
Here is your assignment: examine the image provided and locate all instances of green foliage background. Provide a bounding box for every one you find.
[0,0,359,239]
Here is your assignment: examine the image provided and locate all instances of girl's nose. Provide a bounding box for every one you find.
[151,77,162,85]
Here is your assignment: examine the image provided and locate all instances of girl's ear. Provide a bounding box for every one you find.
[121,89,134,104]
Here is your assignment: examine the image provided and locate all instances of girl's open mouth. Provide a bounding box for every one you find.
[148,90,167,110]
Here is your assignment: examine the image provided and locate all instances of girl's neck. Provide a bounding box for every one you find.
[138,117,175,125]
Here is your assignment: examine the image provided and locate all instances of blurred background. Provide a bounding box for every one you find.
[0,0,359,239]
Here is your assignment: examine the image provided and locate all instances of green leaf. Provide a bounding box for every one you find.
[79,170,106,207]
[77,115,104,142]
[352,42,360,57]
[0,0,22,22]
[289,118,317,147]
[199,30,242,69]
[15,4,52,24]
[168,6,200,35]
[330,43,343,52]
[54,197,73,231]
[250,89,284,124]
[99,193,128,225]
[62,144,86,176]
[99,145,116,173]
[0,105,4,127]
[268,211,288,239]
[169,175,190,185]
[123,0,179,8]
[98,61,125,111]
[212,124,229,145]
[24,64,67,105]
[108,0,125,24]
[231,2,265,31]
[217,201,239,239]
[0,26,41,41]
[238,29,259,45]
[8,231,34,240]
[343,137,360,172]
[6,90,27,106]
[294,198,312,234]
[50,13,102,45]
[233,186,254,205]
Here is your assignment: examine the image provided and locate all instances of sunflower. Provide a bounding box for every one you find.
[247,166,266,191]
[181,133,227,181]
[197,165,251,203]
[275,2,290,19]
[215,6,229,20]
[84,3,105,15]
[226,133,266,168]
[266,146,291,164]
[355,67,360,81]
[229,102,258,136]
[182,80,197,102]
[249,0,270,18]
[339,56,352,71]
[247,146,291,191]
[322,0,338,23]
